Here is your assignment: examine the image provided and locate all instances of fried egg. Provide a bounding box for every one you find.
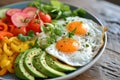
[45,16,104,66]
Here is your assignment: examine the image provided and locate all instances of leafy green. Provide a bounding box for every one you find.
[28,0,72,19]
[87,32,91,36]
[73,8,86,17]
[28,0,41,9]
[55,11,62,19]
[41,25,48,33]
[28,0,87,19]
[67,28,76,38]
[41,43,51,50]
[28,30,35,37]
[86,44,89,47]
[29,0,86,19]
[18,34,30,42]
[18,30,35,42]
[32,39,41,48]
[51,0,62,8]
[54,28,62,36]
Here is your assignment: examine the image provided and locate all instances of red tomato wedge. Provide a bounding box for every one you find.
[13,26,27,36]
[1,17,13,25]
[26,19,43,33]
[11,12,29,27]
[6,8,22,17]
[22,7,37,18]
[39,11,52,23]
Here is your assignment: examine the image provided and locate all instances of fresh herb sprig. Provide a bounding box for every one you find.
[67,28,76,38]
[18,30,35,42]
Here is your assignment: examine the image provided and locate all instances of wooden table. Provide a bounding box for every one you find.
[0,0,120,80]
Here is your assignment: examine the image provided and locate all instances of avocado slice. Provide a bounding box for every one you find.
[46,54,76,72]
[14,52,25,79]
[33,52,66,77]
[24,48,47,78]
[14,51,35,80]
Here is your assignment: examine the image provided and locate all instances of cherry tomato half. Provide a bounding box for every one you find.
[39,11,52,23]
[26,19,43,34]
[13,26,27,36]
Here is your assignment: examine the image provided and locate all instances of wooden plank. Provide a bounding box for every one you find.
[89,1,120,53]
[0,0,25,6]
[73,49,120,80]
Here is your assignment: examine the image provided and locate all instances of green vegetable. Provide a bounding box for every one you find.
[87,32,91,36]
[67,28,76,38]
[18,34,30,42]
[0,8,9,18]
[51,0,62,8]
[27,30,35,37]
[73,8,86,17]
[18,30,35,42]
[54,28,62,36]
[29,0,87,19]
[28,0,41,9]
[28,0,72,19]
[41,25,48,33]
[55,11,62,19]
[32,39,41,48]
[86,44,89,47]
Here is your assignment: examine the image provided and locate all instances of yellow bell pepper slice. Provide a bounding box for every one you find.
[0,48,2,54]
[3,43,13,56]
[8,53,18,63]
[0,54,10,68]
[0,67,7,76]
[10,43,23,53]
[0,43,2,48]
[9,37,21,45]
[19,43,29,52]
[7,63,14,73]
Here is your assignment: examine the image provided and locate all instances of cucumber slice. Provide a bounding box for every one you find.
[0,8,9,18]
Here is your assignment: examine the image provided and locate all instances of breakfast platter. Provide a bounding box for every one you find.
[0,0,107,80]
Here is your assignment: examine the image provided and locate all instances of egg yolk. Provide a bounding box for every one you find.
[67,21,87,35]
[56,38,79,53]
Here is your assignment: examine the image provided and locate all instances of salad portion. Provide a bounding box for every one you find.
[0,0,105,79]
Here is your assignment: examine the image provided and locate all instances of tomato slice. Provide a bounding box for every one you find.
[12,26,27,36]
[26,19,43,33]
[22,7,37,18]
[39,11,52,23]
[1,17,13,25]
[11,12,29,27]
[8,25,16,33]
[6,8,22,17]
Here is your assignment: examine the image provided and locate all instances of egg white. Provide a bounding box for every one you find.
[45,36,93,66]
